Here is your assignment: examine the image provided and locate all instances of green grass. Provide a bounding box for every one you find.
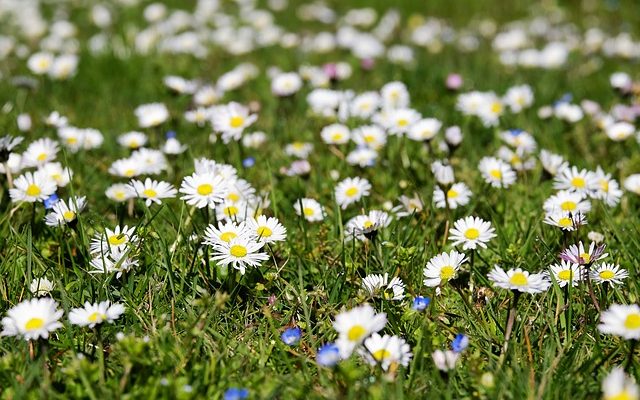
[1,0,640,398]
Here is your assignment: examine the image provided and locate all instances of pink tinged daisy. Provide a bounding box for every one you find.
[358,333,413,371]
[433,182,472,209]
[179,172,228,209]
[245,215,287,244]
[423,250,467,287]
[9,171,57,203]
[553,166,598,194]
[543,211,587,231]
[478,156,516,188]
[210,236,269,275]
[44,196,87,226]
[335,177,371,209]
[127,178,177,206]
[1,298,63,341]
[601,367,639,400]
[591,263,629,286]
[543,190,591,215]
[598,304,640,340]
[449,216,496,250]
[547,260,582,287]
[69,301,125,328]
[333,304,387,358]
[559,241,607,265]
[293,198,324,222]
[487,266,550,294]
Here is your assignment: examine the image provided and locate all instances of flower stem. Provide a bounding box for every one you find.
[499,291,521,364]
[626,339,637,372]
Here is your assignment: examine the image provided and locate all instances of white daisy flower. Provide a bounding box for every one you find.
[598,304,640,340]
[592,167,623,207]
[503,84,533,112]
[9,171,57,203]
[105,183,135,203]
[543,211,587,231]
[547,260,582,287]
[134,103,170,128]
[605,121,636,141]
[30,278,54,297]
[601,367,639,400]
[39,162,73,187]
[117,131,148,149]
[245,215,287,244]
[89,249,138,278]
[69,301,125,328]
[433,182,471,209]
[127,178,177,206]
[210,236,269,275]
[335,177,371,209]
[333,304,387,358]
[487,265,550,293]
[559,241,608,265]
[130,148,168,175]
[284,142,314,159]
[44,196,86,227]
[407,118,442,142]
[386,108,421,135]
[500,130,537,153]
[90,225,138,255]
[215,200,255,223]
[431,160,455,185]
[320,123,350,145]
[540,149,568,176]
[27,52,54,75]
[203,221,249,246]
[449,216,497,250]
[553,166,598,194]
[346,147,378,168]
[345,210,390,241]
[1,298,63,340]
[432,349,459,371]
[352,125,387,150]
[624,174,640,196]
[350,92,381,119]
[591,263,629,286]
[179,172,228,209]
[478,156,517,188]
[271,72,303,96]
[108,158,143,178]
[543,190,591,215]
[380,81,409,109]
[361,273,405,301]
[359,333,412,370]
[211,102,257,143]
[423,250,467,287]
[294,198,325,222]
[22,138,59,167]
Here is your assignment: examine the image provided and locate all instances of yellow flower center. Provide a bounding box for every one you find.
[197,184,213,195]
[257,226,272,237]
[26,184,41,197]
[489,169,502,179]
[230,244,247,258]
[88,312,106,323]
[599,270,615,280]
[224,206,238,216]
[560,201,576,211]
[447,189,458,199]
[624,313,640,330]
[364,135,375,143]
[292,142,304,149]
[220,232,237,242]
[345,187,359,197]
[143,189,157,198]
[124,169,136,177]
[227,193,240,202]
[363,220,374,229]
[63,210,76,221]
[558,270,573,281]
[37,152,47,161]
[25,317,44,331]
[115,191,126,200]
[67,137,77,145]
[373,349,392,361]
[600,179,609,192]
[331,132,344,141]
[608,390,635,400]
[509,272,528,286]
[490,102,502,114]
[571,177,585,188]
[347,325,366,341]
[129,140,139,148]
[230,116,244,128]
[558,217,573,227]
[440,265,455,280]
[397,118,409,127]
[108,234,126,246]
[580,253,591,263]
[464,228,480,240]
[303,207,314,216]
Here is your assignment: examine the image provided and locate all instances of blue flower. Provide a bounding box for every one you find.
[224,387,249,400]
[166,130,177,139]
[280,327,301,346]
[412,296,431,311]
[316,343,340,367]
[43,193,59,209]
[242,157,255,168]
[451,333,469,353]
[508,129,523,136]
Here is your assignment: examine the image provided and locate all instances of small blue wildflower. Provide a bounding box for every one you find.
[224,388,249,400]
[451,333,469,353]
[316,343,340,367]
[242,157,255,168]
[508,129,523,136]
[412,296,431,311]
[44,193,59,209]
[281,327,302,346]
[165,130,177,139]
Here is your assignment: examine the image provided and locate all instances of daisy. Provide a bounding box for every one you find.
[117,131,148,149]
[105,183,134,202]
[387,108,421,135]
[69,301,125,328]
[284,142,314,159]
[203,221,249,246]
[592,167,623,207]
[39,162,73,187]
[333,304,387,358]
[559,241,607,265]
[210,236,269,274]
[432,350,459,371]
[345,210,390,241]
[179,172,228,209]
[271,72,303,96]
[598,304,640,340]
[624,174,640,195]
[605,121,636,141]
[22,138,59,167]
[134,103,169,128]
[0,135,23,161]
[449,216,497,250]
[335,177,371,209]
[294,198,325,222]
[547,260,582,287]
[245,215,287,244]
[540,149,568,176]
[431,160,455,185]
[27,52,54,75]
[320,123,350,145]
[433,182,471,209]
[352,125,387,150]
[543,190,591,215]
[543,211,587,231]
[44,196,86,227]
[109,158,143,178]
[601,367,639,400]
[397,193,424,216]
[361,273,405,301]
[162,137,188,154]
[30,278,54,297]
[487,266,550,293]
[1,298,63,340]
[500,130,537,153]
[350,92,381,119]
[215,200,255,223]
[553,166,598,194]
[224,179,256,204]
[127,178,177,206]
[407,118,442,142]
[380,81,409,109]
[503,84,533,113]
[9,171,57,203]
[497,146,535,171]
[211,102,257,143]
[130,148,168,175]
[346,147,377,167]
[184,107,210,127]
[90,225,138,255]
[423,250,467,287]
[89,249,138,278]
[591,263,629,286]
[359,333,412,370]
[478,157,517,188]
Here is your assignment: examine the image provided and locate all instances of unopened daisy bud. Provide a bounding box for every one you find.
[17,113,31,131]
[431,160,454,185]
[30,277,54,297]
[432,349,458,371]
[329,170,340,180]
[445,126,463,146]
